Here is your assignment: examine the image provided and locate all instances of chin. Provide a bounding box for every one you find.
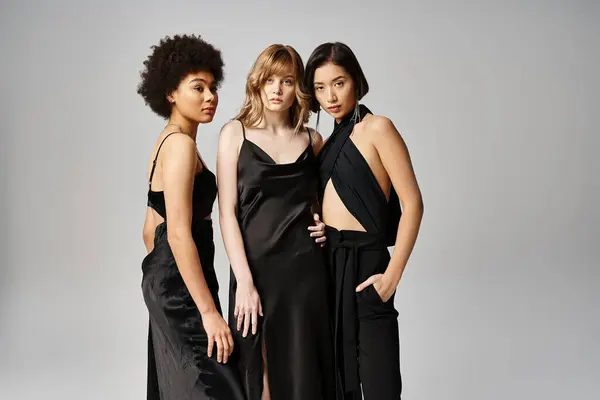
[266,104,290,112]
[198,115,215,124]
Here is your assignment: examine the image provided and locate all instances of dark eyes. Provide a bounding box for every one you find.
[195,86,218,93]
[314,81,344,91]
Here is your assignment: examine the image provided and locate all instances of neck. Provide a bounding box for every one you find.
[335,102,358,125]
[167,113,199,140]
[257,107,293,136]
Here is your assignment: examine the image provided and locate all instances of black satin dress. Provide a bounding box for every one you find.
[229,122,336,400]
[141,132,245,400]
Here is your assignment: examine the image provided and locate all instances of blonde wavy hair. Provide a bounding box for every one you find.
[235,44,311,133]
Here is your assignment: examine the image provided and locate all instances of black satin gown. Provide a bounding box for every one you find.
[141,132,245,400]
[228,122,336,400]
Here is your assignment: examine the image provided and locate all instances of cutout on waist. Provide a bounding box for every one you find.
[322,179,366,232]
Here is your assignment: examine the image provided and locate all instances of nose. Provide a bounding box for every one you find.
[205,89,215,103]
[273,81,283,95]
[326,88,337,104]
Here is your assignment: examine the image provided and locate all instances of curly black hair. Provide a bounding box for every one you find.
[137,34,224,119]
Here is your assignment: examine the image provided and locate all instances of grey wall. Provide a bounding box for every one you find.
[1,0,598,399]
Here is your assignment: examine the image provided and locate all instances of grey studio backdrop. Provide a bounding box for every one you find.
[0,0,598,399]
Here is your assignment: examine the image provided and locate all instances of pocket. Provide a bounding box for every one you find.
[364,284,384,305]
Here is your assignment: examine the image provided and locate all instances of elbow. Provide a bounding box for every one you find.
[218,206,237,223]
[143,230,153,246]
[142,225,154,246]
[167,226,192,248]
[404,194,424,218]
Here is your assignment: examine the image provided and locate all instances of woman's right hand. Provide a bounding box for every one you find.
[201,309,234,363]
[234,281,263,337]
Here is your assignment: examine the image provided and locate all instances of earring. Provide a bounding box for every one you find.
[316,109,321,131]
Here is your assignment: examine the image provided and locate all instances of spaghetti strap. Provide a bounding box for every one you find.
[306,126,312,146]
[148,132,180,187]
[238,119,246,139]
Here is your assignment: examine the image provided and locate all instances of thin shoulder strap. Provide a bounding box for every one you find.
[306,126,312,146]
[238,119,246,139]
[148,132,179,187]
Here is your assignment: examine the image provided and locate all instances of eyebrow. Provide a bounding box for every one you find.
[189,78,214,85]
[313,75,346,85]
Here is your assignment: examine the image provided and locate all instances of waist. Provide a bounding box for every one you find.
[325,225,386,249]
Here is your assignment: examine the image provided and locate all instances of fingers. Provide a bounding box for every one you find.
[236,309,244,331]
[221,339,229,363]
[308,216,327,245]
[207,335,215,358]
[242,308,251,337]
[258,301,264,317]
[309,226,325,236]
[216,335,224,363]
[355,275,380,292]
[226,329,234,352]
[251,306,258,335]
[308,213,325,231]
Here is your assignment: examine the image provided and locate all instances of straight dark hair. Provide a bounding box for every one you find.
[304,42,369,113]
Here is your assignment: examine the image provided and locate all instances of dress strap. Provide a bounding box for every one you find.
[238,119,246,139]
[148,132,180,188]
[306,126,312,146]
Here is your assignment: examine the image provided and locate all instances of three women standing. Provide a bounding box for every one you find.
[138,35,423,400]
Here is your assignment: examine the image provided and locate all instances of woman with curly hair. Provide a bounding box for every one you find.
[137,34,244,400]
[217,44,336,400]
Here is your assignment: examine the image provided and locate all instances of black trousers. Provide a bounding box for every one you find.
[326,227,402,400]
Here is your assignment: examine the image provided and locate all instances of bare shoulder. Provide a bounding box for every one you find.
[306,126,324,153]
[362,114,403,143]
[161,132,196,155]
[306,126,323,143]
[363,114,397,133]
[219,119,244,140]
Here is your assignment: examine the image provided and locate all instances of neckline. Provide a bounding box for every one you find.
[243,138,311,166]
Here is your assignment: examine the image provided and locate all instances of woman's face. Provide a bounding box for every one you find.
[312,62,356,121]
[261,66,297,113]
[169,71,219,124]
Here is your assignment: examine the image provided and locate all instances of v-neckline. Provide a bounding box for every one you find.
[243,138,311,166]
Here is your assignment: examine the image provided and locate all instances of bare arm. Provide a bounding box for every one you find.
[217,121,262,337]
[162,133,233,362]
[306,127,327,244]
[142,208,156,253]
[357,117,424,301]
[163,134,217,313]
[376,117,423,285]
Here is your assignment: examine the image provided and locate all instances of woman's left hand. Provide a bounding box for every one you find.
[308,213,327,247]
[355,272,399,303]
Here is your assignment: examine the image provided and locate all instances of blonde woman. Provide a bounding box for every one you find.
[217,44,336,400]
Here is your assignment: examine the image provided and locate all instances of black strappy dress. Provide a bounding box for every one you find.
[228,122,336,400]
[141,132,244,400]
